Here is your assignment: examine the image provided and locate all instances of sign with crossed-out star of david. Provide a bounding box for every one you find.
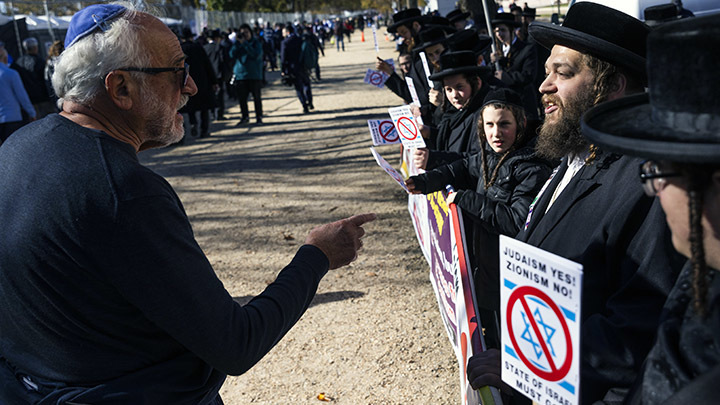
[499,235,583,405]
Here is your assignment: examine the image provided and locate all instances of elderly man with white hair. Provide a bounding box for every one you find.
[0,3,375,403]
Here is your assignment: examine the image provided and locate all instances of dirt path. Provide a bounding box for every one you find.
[140,30,459,404]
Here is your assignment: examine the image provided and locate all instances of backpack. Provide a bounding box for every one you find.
[299,37,318,70]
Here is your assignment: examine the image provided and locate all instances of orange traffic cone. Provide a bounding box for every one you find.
[361,31,365,42]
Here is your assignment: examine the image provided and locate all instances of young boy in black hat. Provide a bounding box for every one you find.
[582,13,720,403]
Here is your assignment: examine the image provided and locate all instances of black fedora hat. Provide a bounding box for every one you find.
[528,2,649,79]
[582,14,720,164]
[446,9,470,23]
[388,8,423,33]
[414,27,449,51]
[492,12,521,28]
[421,16,457,34]
[428,51,491,81]
[448,28,492,55]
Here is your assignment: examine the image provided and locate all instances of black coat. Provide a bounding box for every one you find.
[11,54,49,103]
[426,85,489,170]
[495,39,539,120]
[384,72,413,104]
[412,137,553,312]
[280,34,303,74]
[517,152,684,403]
[203,41,231,82]
[625,263,720,404]
[180,40,217,113]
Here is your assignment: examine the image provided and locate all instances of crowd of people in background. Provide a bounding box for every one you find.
[0,15,374,147]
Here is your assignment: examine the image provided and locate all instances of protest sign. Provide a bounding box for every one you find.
[388,105,426,149]
[407,187,500,404]
[418,51,434,88]
[403,77,424,125]
[369,147,409,192]
[364,69,389,88]
[448,199,502,405]
[368,120,400,145]
[499,235,583,405]
[372,24,379,54]
[405,77,421,107]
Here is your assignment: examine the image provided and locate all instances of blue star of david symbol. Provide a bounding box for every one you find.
[520,306,557,360]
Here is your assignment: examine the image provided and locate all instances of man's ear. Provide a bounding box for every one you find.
[606,73,628,102]
[412,21,422,33]
[105,71,135,111]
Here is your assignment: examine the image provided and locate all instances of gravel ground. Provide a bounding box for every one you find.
[139,30,459,404]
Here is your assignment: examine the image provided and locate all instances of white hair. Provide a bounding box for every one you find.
[52,2,153,108]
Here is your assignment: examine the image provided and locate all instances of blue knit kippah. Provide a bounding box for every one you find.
[64,4,127,49]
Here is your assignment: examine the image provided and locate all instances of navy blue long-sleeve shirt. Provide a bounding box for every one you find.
[0,114,329,403]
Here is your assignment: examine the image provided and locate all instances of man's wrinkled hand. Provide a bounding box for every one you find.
[305,213,377,269]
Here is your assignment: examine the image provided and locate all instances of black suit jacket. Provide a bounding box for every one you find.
[516,152,684,403]
[496,39,539,120]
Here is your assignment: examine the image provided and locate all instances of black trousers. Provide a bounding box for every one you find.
[235,80,263,120]
[188,109,210,137]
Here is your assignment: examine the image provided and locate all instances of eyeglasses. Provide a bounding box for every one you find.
[115,63,190,88]
[639,160,682,197]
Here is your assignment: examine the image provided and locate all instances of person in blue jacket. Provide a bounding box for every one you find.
[231,23,264,125]
[0,47,36,144]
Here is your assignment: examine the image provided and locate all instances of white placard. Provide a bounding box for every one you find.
[363,69,389,88]
[388,105,426,149]
[418,51,434,88]
[372,24,379,54]
[500,235,583,405]
[370,147,409,192]
[367,119,400,145]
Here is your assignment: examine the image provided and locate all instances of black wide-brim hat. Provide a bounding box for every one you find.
[388,8,423,33]
[528,2,650,80]
[421,16,457,34]
[448,28,492,55]
[414,26,449,51]
[491,13,521,28]
[428,51,491,81]
[446,9,470,23]
[582,14,720,164]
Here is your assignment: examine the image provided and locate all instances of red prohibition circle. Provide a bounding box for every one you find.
[379,120,399,142]
[506,286,572,382]
[396,116,418,140]
[369,72,383,85]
